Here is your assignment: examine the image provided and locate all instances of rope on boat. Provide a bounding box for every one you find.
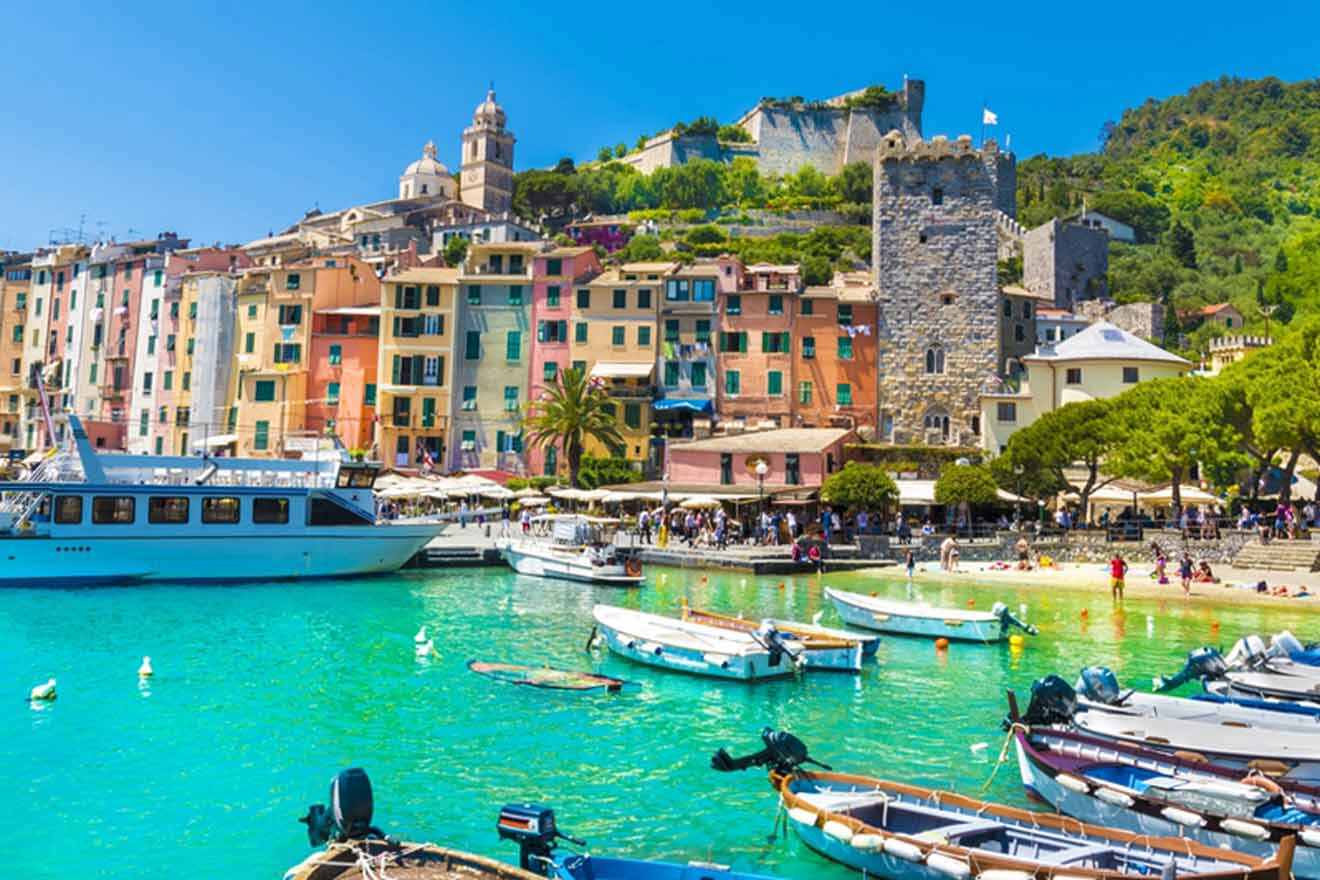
[980,723,1027,794]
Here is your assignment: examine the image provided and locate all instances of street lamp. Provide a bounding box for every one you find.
[755,458,769,511]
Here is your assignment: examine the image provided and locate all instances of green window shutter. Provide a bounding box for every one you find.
[624,403,641,430]
[244,333,254,353]
[163,371,173,391]
[543,361,558,381]
[413,355,425,382]
[768,371,783,396]
[691,362,706,388]
[327,381,340,403]
[612,326,625,346]
[422,397,436,427]
[837,383,852,406]
[392,355,401,384]
[638,326,651,346]
[365,384,377,406]
[739,332,748,353]
[761,331,770,352]
[547,285,560,306]
[182,371,190,391]
[664,361,679,386]
[838,336,853,360]
[725,370,740,395]
[496,430,507,452]
[466,331,481,359]
[254,420,269,451]
[799,381,812,404]
[575,322,588,343]
[506,330,521,361]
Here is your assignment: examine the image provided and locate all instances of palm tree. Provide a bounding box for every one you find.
[523,368,624,488]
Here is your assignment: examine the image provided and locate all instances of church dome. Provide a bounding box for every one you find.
[403,140,448,176]
[473,88,506,127]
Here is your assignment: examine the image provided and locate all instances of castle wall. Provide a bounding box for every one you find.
[872,133,1004,447]
[1023,219,1108,309]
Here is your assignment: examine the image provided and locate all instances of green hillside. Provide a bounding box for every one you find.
[1017,76,1320,350]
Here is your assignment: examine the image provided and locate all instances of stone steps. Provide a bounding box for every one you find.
[408,546,501,568]
[1232,540,1320,572]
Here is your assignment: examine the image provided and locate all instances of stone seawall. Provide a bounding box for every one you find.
[858,529,1253,565]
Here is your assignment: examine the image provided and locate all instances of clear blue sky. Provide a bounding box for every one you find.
[2,0,1317,251]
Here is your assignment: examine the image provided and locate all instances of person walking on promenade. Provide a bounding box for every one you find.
[1178,551,1193,599]
[1110,552,1129,602]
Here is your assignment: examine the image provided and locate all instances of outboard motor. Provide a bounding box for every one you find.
[299,768,385,846]
[992,602,1039,636]
[1153,646,1228,691]
[496,804,586,876]
[1075,666,1130,706]
[753,624,801,669]
[712,728,832,775]
[1020,675,1077,726]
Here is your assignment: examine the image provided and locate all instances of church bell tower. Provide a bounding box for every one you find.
[460,87,515,215]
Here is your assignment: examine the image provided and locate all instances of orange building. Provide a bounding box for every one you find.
[716,263,801,428]
[307,304,379,452]
[793,272,878,433]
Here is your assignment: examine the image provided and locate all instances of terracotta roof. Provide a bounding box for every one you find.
[620,261,677,273]
[542,246,594,257]
[389,267,460,284]
[671,428,852,454]
[1200,302,1239,316]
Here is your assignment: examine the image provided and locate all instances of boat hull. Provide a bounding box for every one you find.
[1012,734,1320,878]
[500,543,643,586]
[0,525,439,585]
[593,609,793,681]
[825,588,1003,642]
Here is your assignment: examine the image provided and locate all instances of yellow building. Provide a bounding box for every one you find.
[571,262,665,467]
[980,321,1189,453]
[378,267,458,469]
[231,264,310,457]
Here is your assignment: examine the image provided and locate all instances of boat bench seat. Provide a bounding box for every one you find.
[927,819,1003,844]
[1042,843,1115,866]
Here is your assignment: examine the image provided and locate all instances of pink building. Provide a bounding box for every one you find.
[665,428,854,490]
[526,246,600,476]
[566,216,634,253]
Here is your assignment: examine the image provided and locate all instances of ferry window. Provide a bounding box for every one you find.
[92,496,135,524]
[253,497,289,524]
[202,497,241,524]
[349,469,376,489]
[309,496,372,526]
[148,496,190,524]
[55,496,83,524]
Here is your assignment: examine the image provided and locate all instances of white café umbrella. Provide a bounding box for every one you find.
[679,495,723,510]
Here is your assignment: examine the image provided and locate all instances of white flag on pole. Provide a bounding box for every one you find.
[982,107,998,126]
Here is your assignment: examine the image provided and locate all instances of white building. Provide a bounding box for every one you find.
[1035,306,1091,344]
[980,321,1189,453]
[398,141,456,201]
[1066,209,1136,244]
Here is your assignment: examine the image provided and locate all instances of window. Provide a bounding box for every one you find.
[391,397,411,427]
[54,496,83,524]
[244,332,255,354]
[725,370,740,396]
[762,332,790,353]
[309,497,371,526]
[147,335,158,356]
[142,372,153,394]
[163,371,173,391]
[421,397,437,428]
[466,285,481,305]
[254,420,270,450]
[364,384,376,407]
[664,320,680,343]
[285,273,301,291]
[726,294,741,315]
[327,382,340,404]
[838,336,853,360]
[182,372,190,391]
[273,343,301,364]
[465,331,481,359]
[247,303,257,319]
[504,386,519,411]
[574,322,588,343]
[89,363,97,384]
[536,320,567,343]
[637,326,651,347]
[166,334,176,351]
[1003,300,1012,317]
[664,361,679,386]
[546,258,563,275]
[508,285,523,305]
[462,386,478,410]
[925,347,945,374]
[544,445,558,476]
[1066,368,1082,384]
[139,409,150,438]
[941,293,957,306]
[571,360,586,374]
[419,284,439,308]
[720,453,733,485]
[1122,366,1139,383]
[170,301,179,318]
[546,285,561,307]
[837,304,853,325]
[799,381,813,404]
[505,330,521,361]
[691,362,707,388]
[254,380,276,402]
[694,319,711,344]
[92,496,135,524]
[997,402,1018,423]
[254,498,290,524]
[768,294,783,315]
[606,325,623,347]
[719,331,748,353]
[767,370,784,396]
[666,279,690,301]
[10,326,20,343]
[692,279,715,301]
[148,497,190,524]
[785,454,801,485]
[1014,324,1025,342]
[624,403,641,430]
[461,429,477,451]
[158,406,168,424]
[543,362,558,382]
[801,299,814,316]
[613,289,627,309]
[637,288,651,309]
[576,288,590,309]
[837,383,853,406]
[932,187,944,206]
[802,336,816,359]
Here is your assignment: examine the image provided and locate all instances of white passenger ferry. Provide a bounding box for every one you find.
[0,417,442,585]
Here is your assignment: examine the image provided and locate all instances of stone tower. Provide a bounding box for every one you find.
[460,88,515,214]
[872,131,1006,446]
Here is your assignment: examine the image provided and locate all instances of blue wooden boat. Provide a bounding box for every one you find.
[284,769,785,880]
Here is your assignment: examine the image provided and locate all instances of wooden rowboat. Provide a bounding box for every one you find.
[711,730,1291,880]
[824,588,1036,643]
[680,602,878,669]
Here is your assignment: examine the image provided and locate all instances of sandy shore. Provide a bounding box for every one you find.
[856,560,1320,609]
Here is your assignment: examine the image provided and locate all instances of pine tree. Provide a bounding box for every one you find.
[1167,220,1197,269]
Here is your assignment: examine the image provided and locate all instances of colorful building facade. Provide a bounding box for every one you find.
[378,267,456,469]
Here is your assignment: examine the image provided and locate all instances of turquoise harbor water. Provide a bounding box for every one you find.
[6,565,1317,879]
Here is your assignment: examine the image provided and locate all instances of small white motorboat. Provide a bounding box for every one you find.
[498,515,643,586]
[592,604,834,680]
[824,587,1035,643]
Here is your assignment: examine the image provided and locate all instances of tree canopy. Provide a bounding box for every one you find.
[522,368,625,488]
[934,464,1000,507]
[819,463,898,511]
[991,399,1122,516]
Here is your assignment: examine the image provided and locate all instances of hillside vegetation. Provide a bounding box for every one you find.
[1018,76,1320,349]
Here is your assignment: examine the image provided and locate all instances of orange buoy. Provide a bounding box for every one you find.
[1210,620,1220,631]
[935,638,950,651]
[871,591,878,597]
[1080,608,1089,619]
[777,582,785,590]
[966,599,976,608]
